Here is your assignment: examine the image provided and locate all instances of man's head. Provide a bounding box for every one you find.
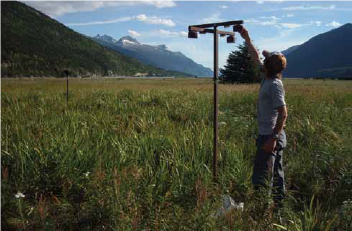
[262,50,287,79]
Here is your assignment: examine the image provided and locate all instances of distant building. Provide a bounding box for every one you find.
[134,72,148,77]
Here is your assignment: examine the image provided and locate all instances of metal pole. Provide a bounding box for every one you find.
[213,26,219,180]
[188,20,244,181]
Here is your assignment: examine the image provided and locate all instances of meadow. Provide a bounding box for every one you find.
[1,78,351,230]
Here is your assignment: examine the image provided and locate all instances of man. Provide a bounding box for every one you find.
[239,27,288,210]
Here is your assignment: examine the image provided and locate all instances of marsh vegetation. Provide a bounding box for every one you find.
[1,78,351,230]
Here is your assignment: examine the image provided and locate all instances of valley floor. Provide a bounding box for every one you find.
[1,78,351,230]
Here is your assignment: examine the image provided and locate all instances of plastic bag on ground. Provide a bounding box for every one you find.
[212,195,244,218]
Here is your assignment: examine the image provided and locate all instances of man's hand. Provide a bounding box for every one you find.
[239,27,250,42]
[239,27,261,66]
[264,137,277,153]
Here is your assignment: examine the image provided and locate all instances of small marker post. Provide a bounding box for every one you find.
[64,69,69,105]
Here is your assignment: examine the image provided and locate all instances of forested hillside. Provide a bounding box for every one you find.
[1,1,186,77]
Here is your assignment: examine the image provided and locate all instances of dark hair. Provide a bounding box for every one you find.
[264,55,287,79]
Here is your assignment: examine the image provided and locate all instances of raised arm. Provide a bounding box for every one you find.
[239,28,261,67]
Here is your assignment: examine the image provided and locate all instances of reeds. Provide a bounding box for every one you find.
[1,78,350,230]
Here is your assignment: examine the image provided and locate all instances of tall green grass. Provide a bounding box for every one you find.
[1,78,351,230]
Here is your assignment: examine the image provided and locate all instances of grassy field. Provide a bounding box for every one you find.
[1,78,351,230]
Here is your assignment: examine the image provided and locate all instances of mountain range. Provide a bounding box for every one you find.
[1,1,187,78]
[2,1,351,79]
[91,35,213,77]
[282,23,352,78]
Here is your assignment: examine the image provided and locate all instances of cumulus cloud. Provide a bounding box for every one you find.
[137,14,175,27]
[326,21,341,27]
[66,14,175,27]
[24,1,176,17]
[284,14,295,18]
[128,30,141,37]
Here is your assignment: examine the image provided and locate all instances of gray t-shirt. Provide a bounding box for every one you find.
[257,77,286,135]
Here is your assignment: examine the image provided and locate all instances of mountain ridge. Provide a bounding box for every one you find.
[281,45,300,56]
[92,34,214,77]
[283,23,352,78]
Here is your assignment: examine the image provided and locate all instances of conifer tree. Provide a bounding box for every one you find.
[220,42,261,84]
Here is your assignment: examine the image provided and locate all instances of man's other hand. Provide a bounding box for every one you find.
[264,137,277,153]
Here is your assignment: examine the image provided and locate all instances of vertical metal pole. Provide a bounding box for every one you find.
[213,26,219,180]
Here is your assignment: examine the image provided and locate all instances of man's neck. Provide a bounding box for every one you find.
[265,74,281,80]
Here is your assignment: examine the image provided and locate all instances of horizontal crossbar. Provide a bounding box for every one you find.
[189,27,235,36]
[204,29,235,36]
[189,20,243,29]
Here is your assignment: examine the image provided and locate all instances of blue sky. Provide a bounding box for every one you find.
[24,1,352,70]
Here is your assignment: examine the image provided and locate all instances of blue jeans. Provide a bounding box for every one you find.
[252,131,287,205]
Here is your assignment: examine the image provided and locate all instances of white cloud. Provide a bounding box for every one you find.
[128,30,141,37]
[257,0,283,3]
[226,0,242,3]
[280,23,302,29]
[201,13,224,24]
[284,14,295,18]
[66,16,133,26]
[66,14,175,27]
[219,5,228,9]
[158,29,188,37]
[136,14,175,27]
[129,30,187,39]
[311,21,322,27]
[260,16,280,21]
[326,21,341,27]
[24,1,176,17]
[245,18,277,26]
[282,4,335,11]
[246,17,307,29]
